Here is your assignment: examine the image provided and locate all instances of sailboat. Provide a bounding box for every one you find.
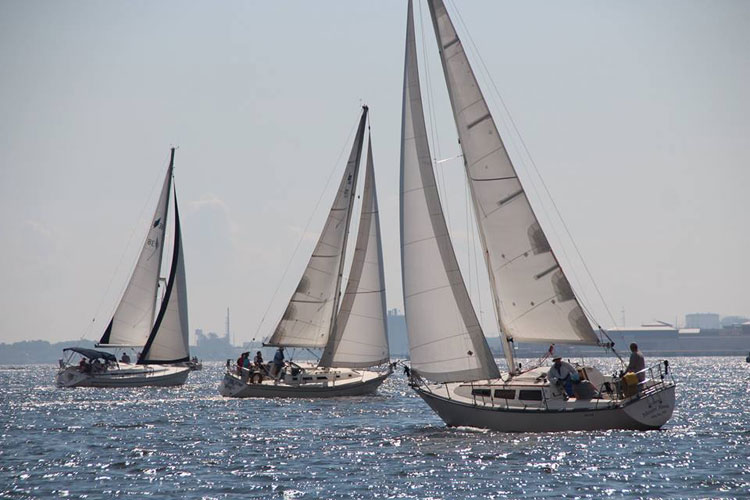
[219,106,393,398]
[57,148,192,388]
[400,0,675,431]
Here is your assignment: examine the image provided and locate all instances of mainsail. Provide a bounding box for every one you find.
[428,0,600,347]
[99,151,173,347]
[400,0,499,383]
[139,194,190,364]
[320,134,390,368]
[266,107,368,349]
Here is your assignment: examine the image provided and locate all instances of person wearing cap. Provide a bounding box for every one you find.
[272,347,285,379]
[548,357,579,397]
[626,343,646,382]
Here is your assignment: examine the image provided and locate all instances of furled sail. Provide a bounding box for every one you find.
[400,0,499,383]
[428,0,600,346]
[320,134,390,368]
[266,107,368,348]
[139,194,190,364]
[99,152,173,347]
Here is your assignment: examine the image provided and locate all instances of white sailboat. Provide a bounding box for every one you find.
[400,0,675,431]
[219,106,392,398]
[57,148,192,388]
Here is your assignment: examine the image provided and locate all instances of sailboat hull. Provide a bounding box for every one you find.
[56,364,190,388]
[413,383,675,432]
[218,367,391,398]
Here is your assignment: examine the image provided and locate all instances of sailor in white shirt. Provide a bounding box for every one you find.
[548,357,579,397]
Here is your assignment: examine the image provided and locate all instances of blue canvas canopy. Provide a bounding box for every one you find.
[63,347,117,362]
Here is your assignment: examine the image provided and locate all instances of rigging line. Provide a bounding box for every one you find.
[80,153,168,341]
[251,108,362,343]
[470,186,485,327]
[447,0,613,327]
[418,0,453,234]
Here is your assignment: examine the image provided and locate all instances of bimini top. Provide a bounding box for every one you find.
[63,347,117,362]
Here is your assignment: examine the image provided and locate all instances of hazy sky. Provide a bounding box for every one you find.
[1,1,748,345]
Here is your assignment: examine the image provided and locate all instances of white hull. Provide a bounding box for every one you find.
[411,365,676,432]
[218,365,391,398]
[56,364,190,388]
[415,384,675,432]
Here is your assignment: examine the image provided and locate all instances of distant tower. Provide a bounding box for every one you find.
[225,307,232,346]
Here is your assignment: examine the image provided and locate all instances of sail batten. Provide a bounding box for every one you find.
[320,134,390,368]
[266,108,369,349]
[427,0,600,348]
[400,0,499,384]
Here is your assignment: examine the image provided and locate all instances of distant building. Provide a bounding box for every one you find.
[607,322,679,344]
[685,313,720,329]
[721,315,749,328]
[387,309,409,357]
[193,329,234,360]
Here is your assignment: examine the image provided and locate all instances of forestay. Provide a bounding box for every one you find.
[266,108,368,348]
[320,135,389,368]
[400,0,499,383]
[140,197,190,364]
[99,156,172,347]
[428,0,599,345]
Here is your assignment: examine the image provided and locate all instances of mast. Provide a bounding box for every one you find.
[226,307,231,346]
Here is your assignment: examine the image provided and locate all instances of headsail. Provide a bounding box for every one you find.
[427,0,600,346]
[139,191,190,364]
[266,107,368,349]
[99,150,173,347]
[400,0,499,383]
[320,134,389,368]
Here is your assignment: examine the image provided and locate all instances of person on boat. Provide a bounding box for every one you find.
[236,353,246,375]
[120,352,131,364]
[242,353,251,371]
[548,357,579,397]
[272,347,285,379]
[254,351,264,368]
[626,343,646,382]
[78,358,89,373]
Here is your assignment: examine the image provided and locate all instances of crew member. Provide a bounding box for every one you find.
[548,357,579,397]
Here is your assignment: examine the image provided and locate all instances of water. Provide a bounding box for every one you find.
[1,357,749,498]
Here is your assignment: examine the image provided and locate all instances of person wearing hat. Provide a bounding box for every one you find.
[272,347,285,379]
[548,356,580,397]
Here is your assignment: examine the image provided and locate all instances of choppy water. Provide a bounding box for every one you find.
[1,357,749,498]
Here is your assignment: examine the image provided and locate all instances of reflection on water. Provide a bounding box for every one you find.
[1,357,749,498]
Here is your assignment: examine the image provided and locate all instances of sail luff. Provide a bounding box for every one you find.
[266,107,369,349]
[320,133,390,368]
[427,0,600,347]
[400,0,499,383]
[150,148,174,327]
[98,152,173,347]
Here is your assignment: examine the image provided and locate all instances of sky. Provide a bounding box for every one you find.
[1,0,748,345]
